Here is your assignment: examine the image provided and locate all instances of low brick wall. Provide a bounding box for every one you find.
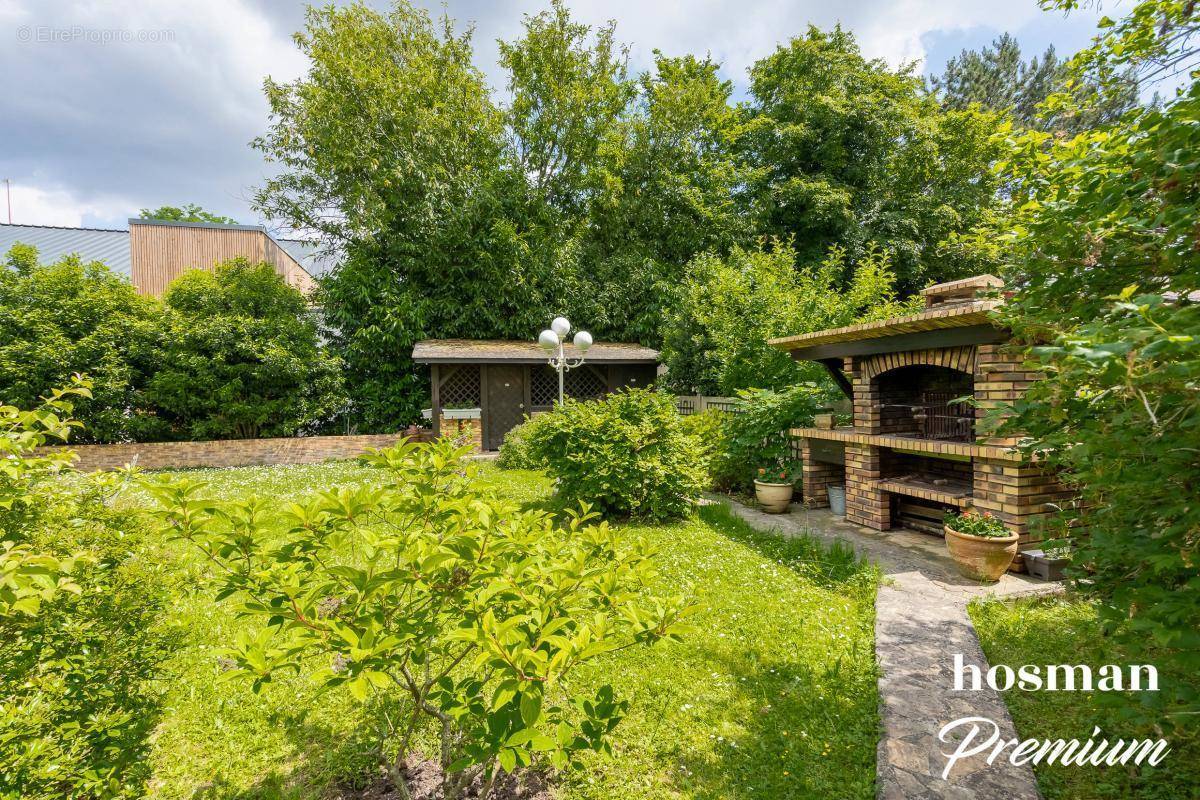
[40,431,432,472]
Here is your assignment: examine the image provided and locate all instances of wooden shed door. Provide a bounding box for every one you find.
[485,365,525,450]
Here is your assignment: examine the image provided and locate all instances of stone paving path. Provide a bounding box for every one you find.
[720,499,1062,800]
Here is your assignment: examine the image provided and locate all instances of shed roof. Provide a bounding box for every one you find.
[413,339,659,364]
[768,300,1002,353]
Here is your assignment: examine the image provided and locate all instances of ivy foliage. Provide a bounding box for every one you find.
[143,437,693,799]
[993,0,1200,725]
[526,389,707,521]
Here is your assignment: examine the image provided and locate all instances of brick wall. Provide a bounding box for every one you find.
[798,440,845,508]
[437,414,482,452]
[38,431,431,472]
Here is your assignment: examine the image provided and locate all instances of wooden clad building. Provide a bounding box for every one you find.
[129,219,316,296]
[413,339,660,451]
[770,275,1074,571]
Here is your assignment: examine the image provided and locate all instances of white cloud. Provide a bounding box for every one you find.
[0,0,1107,228]
[3,182,130,228]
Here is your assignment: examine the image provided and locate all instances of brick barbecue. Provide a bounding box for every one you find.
[770,275,1074,572]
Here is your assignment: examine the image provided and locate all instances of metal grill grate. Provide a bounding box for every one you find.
[915,391,973,441]
[440,365,481,408]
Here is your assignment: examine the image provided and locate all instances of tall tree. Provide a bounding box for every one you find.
[930,33,1138,133]
[579,52,748,342]
[498,0,632,218]
[738,26,1002,294]
[993,0,1200,727]
[253,2,562,430]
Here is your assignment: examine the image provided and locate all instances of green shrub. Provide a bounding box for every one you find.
[0,245,162,443]
[144,437,693,799]
[715,384,835,491]
[148,258,347,440]
[677,409,730,490]
[527,389,707,521]
[944,509,1010,538]
[495,413,553,470]
[1,382,176,799]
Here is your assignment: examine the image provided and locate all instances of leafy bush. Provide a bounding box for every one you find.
[1,382,176,799]
[677,409,731,489]
[0,245,162,443]
[144,437,692,799]
[987,0,1200,726]
[944,509,1010,539]
[147,258,347,440]
[495,413,553,470]
[715,384,835,492]
[527,389,707,521]
[658,238,915,396]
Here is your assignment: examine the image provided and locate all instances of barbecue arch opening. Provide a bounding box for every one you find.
[870,364,975,442]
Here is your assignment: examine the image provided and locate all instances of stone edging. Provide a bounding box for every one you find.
[36,432,430,472]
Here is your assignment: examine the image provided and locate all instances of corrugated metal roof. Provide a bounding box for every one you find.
[0,223,132,276]
[413,339,660,364]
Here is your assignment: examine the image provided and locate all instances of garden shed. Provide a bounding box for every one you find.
[412,339,660,451]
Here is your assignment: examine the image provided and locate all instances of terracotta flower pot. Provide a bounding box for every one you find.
[754,480,794,514]
[944,523,1019,582]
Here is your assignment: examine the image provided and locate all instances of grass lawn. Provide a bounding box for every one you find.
[969,596,1200,800]
[126,460,880,800]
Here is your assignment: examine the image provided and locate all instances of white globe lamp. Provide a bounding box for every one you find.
[550,316,571,338]
[572,330,592,352]
[538,329,559,352]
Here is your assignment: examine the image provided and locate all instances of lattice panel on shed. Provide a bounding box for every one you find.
[530,366,558,407]
[440,365,481,408]
[564,367,607,400]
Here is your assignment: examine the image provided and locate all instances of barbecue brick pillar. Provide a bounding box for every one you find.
[799,441,841,508]
[974,343,1038,448]
[850,357,881,435]
[973,458,1076,570]
[845,443,889,530]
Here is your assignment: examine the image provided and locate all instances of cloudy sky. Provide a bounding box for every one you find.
[0,0,1105,231]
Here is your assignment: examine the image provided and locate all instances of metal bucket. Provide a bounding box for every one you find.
[827,485,846,516]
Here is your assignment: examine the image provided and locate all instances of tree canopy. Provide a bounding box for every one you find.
[252,3,1008,424]
[736,26,1004,295]
[138,203,238,225]
[930,32,1138,133]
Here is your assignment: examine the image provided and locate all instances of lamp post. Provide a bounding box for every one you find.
[538,316,592,405]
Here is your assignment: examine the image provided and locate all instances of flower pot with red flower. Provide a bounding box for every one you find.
[753,464,800,514]
[943,509,1019,582]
